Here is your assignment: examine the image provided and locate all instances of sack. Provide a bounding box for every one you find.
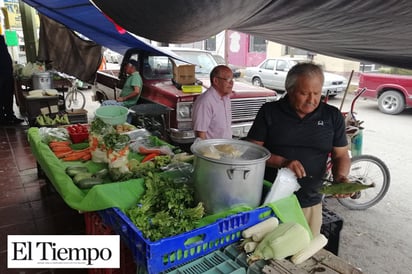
[263,168,301,204]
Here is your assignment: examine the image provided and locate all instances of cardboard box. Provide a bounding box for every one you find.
[172,62,196,85]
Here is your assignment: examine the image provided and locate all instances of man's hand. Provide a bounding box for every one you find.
[283,159,306,178]
[333,176,352,198]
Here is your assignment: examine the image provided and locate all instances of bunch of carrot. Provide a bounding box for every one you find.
[48,141,91,161]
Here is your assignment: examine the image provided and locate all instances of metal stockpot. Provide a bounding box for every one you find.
[190,139,270,214]
[32,72,53,90]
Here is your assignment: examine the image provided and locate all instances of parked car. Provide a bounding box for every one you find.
[244,57,347,96]
[212,54,241,78]
[357,73,412,114]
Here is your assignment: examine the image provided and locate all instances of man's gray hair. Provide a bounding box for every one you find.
[285,62,324,93]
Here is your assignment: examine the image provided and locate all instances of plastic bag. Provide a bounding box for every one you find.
[263,168,301,204]
[39,127,70,143]
[192,138,248,160]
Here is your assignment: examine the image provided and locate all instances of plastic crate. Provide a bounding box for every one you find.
[321,207,344,256]
[222,243,266,274]
[84,212,137,274]
[98,206,275,274]
[166,250,246,274]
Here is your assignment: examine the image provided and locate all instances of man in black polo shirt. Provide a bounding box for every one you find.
[247,62,351,237]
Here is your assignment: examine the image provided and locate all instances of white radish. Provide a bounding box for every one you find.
[291,233,328,265]
[241,217,279,239]
[244,241,259,253]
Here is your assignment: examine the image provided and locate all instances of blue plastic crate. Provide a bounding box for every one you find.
[98,206,275,274]
[166,250,246,274]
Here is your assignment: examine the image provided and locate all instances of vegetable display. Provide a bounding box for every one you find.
[65,166,108,189]
[36,113,70,126]
[67,124,89,143]
[241,217,279,240]
[126,172,204,241]
[251,222,311,261]
[48,141,91,161]
[290,233,328,265]
[104,132,131,178]
[89,118,115,163]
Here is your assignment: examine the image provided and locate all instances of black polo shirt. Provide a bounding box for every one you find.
[247,95,348,207]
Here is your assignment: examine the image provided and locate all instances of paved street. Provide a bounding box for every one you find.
[325,94,412,273]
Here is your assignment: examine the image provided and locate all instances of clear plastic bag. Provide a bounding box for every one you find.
[263,168,301,204]
[194,139,248,160]
[39,127,70,143]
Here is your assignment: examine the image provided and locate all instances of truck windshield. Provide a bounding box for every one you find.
[145,50,218,79]
[172,50,217,76]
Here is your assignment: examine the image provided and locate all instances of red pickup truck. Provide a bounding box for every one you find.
[357,73,412,114]
[94,47,277,146]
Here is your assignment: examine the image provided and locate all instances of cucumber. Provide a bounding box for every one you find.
[77,177,104,189]
[66,166,89,177]
[94,168,109,179]
[73,172,93,184]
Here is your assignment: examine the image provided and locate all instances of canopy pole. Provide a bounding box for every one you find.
[339,70,354,111]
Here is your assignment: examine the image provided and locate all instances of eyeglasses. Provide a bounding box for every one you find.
[216,76,234,83]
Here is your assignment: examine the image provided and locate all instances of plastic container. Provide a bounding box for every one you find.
[321,207,344,256]
[98,206,275,274]
[166,250,246,274]
[95,105,129,125]
[84,212,137,274]
[350,129,363,157]
[70,131,89,143]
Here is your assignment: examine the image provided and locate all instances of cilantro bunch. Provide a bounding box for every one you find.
[126,172,205,241]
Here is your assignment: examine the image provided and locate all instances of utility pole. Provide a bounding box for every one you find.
[19,0,37,63]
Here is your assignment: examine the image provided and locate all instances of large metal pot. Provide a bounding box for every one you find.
[32,72,53,90]
[191,139,270,214]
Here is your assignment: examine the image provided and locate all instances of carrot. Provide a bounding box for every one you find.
[61,150,90,161]
[90,137,98,150]
[141,153,159,163]
[51,146,72,153]
[62,155,83,161]
[54,151,73,158]
[72,147,91,153]
[80,153,91,161]
[138,146,162,155]
[49,141,71,147]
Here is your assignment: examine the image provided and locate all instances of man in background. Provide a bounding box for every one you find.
[0,35,24,125]
[192,65,233,139]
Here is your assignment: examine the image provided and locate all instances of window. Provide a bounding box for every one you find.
[249,36,267,52]
[262,59,275,70]
[276,60,287,71]
[205,36,216,51]
[146,55,172,79]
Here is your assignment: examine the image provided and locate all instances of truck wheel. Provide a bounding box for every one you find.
[95,91,108,103]
[252,77,263,87]
[378,90,405,115]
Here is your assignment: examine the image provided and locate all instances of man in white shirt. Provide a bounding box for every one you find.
[192,65,233,139]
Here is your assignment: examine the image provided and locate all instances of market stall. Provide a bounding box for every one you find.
[27,113,362,274]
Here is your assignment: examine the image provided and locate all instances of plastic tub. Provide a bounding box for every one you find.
[95,105,129,125]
